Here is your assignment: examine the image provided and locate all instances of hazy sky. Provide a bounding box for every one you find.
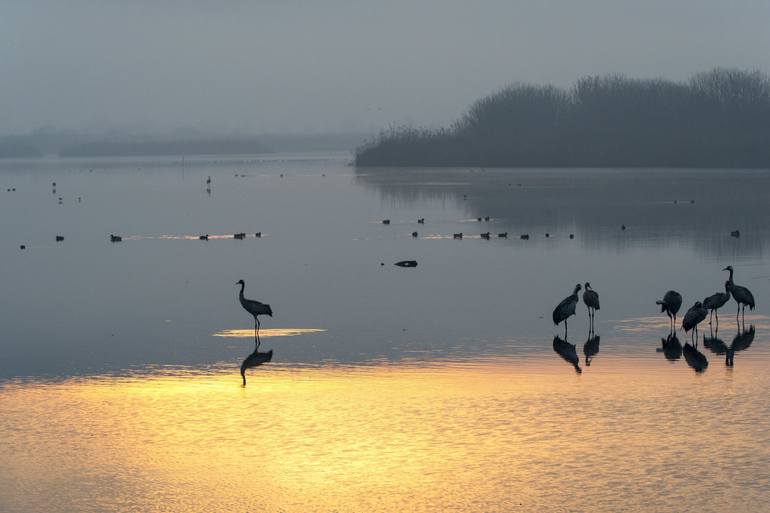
[2,0,770,135]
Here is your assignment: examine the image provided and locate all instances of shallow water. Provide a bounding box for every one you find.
[1,154,769,512]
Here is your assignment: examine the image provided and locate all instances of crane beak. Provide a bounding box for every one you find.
[721,267,729,271]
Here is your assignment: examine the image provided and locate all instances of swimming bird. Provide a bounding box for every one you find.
[730,230,740,238]
[412,231,418,238]
[382,219,391,225]
[703,282,730,326]
[55,235,64,242]
[553,284,582,337]
[199,234,209,240]
[520,234,529,240]
[497,232,508,238]
[682,301,708,342]
[236,279,273,346]
[394,260,418,268]
[480,232,490,240]
[656,290,682,331]
[240,347,273,386]
[453,233,463,239]
[723,266,755,323]
[234,232,246,239]
[582,282,600,329]
[110,234,122,242]
[417,218,425,224]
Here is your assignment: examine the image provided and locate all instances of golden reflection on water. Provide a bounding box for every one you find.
[1,358,770,513]
[212,328,326,338]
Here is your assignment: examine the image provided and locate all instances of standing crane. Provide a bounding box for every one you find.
[723,266,755,324]
[682,301,708,343]
[656,290,682,332]
[553,284,582,337]
[236,279,273,347]
[703,282,731,327]
[582,282,600,330]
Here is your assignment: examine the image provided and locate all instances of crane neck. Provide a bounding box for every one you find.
[727,268,734,284]
[239,282,245,297]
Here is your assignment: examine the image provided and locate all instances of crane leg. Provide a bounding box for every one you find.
[708,310,713,325]
[715,309,719,329]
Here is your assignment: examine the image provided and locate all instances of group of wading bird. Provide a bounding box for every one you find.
[553,265,755,340]
[234,265,756,384]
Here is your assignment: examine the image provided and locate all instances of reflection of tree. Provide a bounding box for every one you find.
[355,167,770,257]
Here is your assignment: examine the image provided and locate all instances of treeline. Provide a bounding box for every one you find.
[355,69,770,168]
[59,138,272,157]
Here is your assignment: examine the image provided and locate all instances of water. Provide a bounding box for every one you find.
[1,153,769,512]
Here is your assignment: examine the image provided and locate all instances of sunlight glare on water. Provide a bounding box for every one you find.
[1,358,770,513]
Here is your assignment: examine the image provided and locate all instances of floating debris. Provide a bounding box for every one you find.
[394,260,418,268]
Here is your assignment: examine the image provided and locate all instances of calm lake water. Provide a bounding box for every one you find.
[1,153,769,512]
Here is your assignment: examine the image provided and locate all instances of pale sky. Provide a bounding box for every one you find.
[2,0,769,135]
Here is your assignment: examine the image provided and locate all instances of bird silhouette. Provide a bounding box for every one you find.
[723,266,755,325]
[553,284,582,337]
[656,290,682,332]
[240,347,273,386]
[659,333,682,362]
[682,342,708,373]
[725,325,755,367]
[582,282,600,330]
[682,301,708,343]
[236,280,273,347]
[703,282,731,327]
[583,332,600,366]
[553,335,582,373]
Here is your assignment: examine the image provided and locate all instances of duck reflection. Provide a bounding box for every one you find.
[682,343,708,373]
[553,336,582,374]
[658,333,682,362]
[583,331,600,366]
[240,346,273,387]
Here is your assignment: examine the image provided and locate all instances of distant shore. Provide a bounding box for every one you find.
[355,68,770,169]
[0,132,369,159]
